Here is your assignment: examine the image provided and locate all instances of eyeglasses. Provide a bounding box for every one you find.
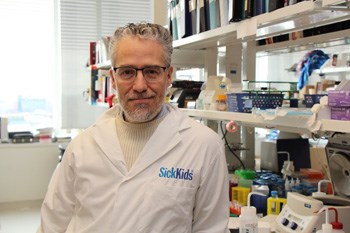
[112,66,168,83]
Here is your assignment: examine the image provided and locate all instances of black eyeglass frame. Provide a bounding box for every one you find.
[112,66,168,73]
[112,66,169,82]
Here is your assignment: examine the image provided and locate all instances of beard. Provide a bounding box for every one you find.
[123,102,163,123]
[119,92,164,123]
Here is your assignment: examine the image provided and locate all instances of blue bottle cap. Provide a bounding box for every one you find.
[271,190,278,197]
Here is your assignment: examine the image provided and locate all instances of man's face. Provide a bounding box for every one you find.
[110,36,173,123]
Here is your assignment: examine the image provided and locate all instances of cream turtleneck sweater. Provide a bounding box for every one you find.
[115,106,169,171]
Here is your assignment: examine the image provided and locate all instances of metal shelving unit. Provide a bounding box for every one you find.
[172,0,350,135]
[85,1,350,134]
[172,1,350,50]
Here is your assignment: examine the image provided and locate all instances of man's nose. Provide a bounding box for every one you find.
[132,70,148,91]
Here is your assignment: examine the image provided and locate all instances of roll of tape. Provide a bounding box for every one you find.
[226,121,238,133]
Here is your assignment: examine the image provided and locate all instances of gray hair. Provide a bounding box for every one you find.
[109,22,173,67]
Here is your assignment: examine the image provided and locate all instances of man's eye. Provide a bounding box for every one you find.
[145,68,160,75]
[120,69,134,76]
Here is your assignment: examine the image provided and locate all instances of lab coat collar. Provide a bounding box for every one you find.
[90,106,128,174]
[91,104,191,177]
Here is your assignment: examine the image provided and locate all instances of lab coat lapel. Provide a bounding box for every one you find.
[91,108,128,174]
[128,108,190,177]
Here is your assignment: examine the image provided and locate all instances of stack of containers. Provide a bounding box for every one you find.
[230,170,256,215]
[328,81,350,120]
[298,168,326,195]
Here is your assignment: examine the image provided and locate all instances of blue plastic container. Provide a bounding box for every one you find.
[226,93,284,113]
[303,94,327,108]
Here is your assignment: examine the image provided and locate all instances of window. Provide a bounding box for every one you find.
[60,0,153,50]
[0,0,153,132]
[0,0,56,132]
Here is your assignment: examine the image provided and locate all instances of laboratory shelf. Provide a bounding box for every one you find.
[181,109,314,135]
[315,66,350,74]
[180,108,350,135]
[173,0,350,51]
[172,22,241,50]
[256,0,350,39]
[320,119,350,133]
[256,29,350,55]
[322,0,349,7]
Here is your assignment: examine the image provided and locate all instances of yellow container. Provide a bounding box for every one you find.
[231,186,251,206]
[267,192,287,215]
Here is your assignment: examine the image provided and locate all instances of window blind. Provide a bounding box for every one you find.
[60,0,153,50]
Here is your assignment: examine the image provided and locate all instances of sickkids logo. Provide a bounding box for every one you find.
[159,166,193,181]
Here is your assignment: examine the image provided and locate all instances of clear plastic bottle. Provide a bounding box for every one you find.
[216,94,227,111]
[284,178,290,193]
[239,206,258,233]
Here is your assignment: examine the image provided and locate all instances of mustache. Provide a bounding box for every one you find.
[127,92,155,100]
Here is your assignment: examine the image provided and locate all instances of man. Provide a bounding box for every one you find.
[38,22,230,233]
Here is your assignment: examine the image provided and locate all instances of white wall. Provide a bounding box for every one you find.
[153,0,167,25]
[0,143,59,203]
[61,50,106,129]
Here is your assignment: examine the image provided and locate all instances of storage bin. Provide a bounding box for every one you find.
[267,191,287,215]
[303,94,327,108]
[235,169,256,188]
[231,186,251,206]
[226,93,284,113]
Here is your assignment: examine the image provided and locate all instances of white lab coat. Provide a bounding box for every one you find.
[38,104,230,233]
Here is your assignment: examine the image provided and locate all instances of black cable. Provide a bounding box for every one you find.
[221,126,228,140]
[220,121,246,170]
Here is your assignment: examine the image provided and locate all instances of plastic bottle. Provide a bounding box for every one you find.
[289,178,295,189]
[316,207,345,233]
[318,225,333,233]
[331,224,345,233]
[329,208,345,233]
[284,178,290,196]
[316,224,333,233]
[216,94,227,111]
[239,206,258,233]
[316,207,332,233]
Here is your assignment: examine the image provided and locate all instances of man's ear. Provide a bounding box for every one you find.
[166,66,174,87]
[110,68,117,90]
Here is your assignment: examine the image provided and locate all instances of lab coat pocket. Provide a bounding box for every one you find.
[138,183,195,233]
